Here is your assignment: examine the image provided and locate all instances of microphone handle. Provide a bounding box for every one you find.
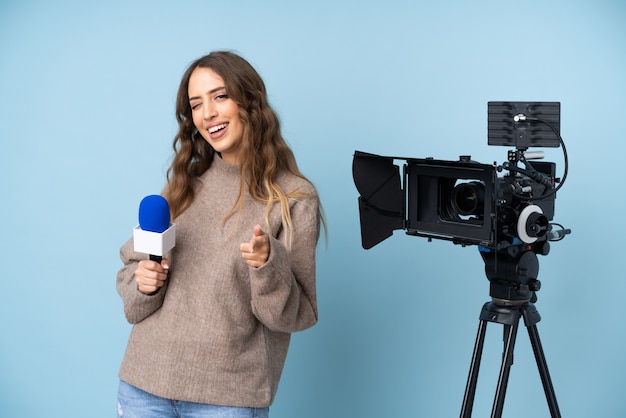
[145,254,164,296]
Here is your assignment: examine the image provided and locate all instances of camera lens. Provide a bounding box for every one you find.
[452,182,485,216]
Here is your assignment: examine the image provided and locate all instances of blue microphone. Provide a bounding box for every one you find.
[139,195,170,233]
[133,195,176,263]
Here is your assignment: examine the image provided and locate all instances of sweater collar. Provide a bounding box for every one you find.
[211,153,241,176]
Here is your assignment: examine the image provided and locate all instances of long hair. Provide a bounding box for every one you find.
[164,51,322,244]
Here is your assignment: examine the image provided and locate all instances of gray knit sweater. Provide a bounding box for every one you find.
[116,155,320,407]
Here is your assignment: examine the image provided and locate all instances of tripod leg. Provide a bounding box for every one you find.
[461,319,488,418]
[491,318,520,418]
[526,323,562,417]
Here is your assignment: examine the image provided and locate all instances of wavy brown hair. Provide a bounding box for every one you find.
[164,51,323,244]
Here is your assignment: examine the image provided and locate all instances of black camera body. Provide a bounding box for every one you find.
[353,151,556,249]
[405,153,556,250]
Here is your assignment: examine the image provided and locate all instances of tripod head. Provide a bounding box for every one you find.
[480,243,545,307]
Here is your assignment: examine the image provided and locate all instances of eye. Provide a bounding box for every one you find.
[215,93,229,101]
[190,102,201,110]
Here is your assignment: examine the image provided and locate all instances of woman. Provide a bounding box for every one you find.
[116,51,323,417]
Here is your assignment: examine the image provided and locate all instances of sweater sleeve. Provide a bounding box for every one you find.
[116,238,168,324]
[249,196,320,333]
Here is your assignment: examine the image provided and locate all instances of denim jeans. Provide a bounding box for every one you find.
[117,380,270,418]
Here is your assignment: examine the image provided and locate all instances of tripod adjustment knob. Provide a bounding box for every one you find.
[529,279,541,292]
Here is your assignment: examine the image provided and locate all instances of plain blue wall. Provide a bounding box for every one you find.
[1,0,625,417]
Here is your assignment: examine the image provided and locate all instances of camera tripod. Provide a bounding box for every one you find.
[460,249,562,418]
[460,299,561,417]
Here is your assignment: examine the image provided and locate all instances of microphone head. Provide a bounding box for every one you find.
[138,195,171,233]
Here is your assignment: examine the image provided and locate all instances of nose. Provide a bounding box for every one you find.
[203,101,217,120]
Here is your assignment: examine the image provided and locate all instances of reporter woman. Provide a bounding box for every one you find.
[116,51,323,417]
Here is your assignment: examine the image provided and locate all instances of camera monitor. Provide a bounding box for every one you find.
[488,102,560,148]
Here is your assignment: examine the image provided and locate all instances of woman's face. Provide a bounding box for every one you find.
[188,67,245,165]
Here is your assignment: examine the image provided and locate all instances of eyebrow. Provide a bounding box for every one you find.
[189,86,226,102]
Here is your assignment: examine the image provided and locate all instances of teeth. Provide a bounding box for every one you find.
[209,123,227,134]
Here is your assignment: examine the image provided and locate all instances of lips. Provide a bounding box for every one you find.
[208,123,228,134]
[207,122,228,141]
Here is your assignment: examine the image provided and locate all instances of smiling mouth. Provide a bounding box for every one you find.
[209,123,228,134]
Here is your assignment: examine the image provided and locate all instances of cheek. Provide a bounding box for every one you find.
[191,113,203,130]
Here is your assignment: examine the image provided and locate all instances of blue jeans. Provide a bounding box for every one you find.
[117,380,270,418]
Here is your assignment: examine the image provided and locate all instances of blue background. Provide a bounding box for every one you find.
[1,0,624,417]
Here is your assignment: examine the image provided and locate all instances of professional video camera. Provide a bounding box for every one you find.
[352,101,571,417]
